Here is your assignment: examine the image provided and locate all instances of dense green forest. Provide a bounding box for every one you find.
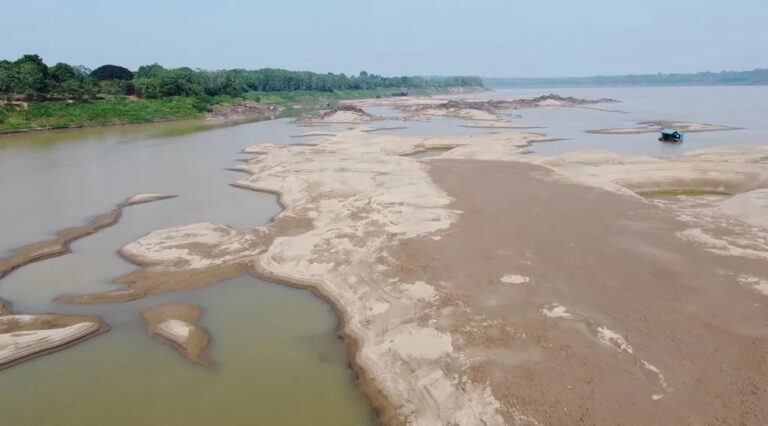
[0,54,482,133]
[0,54,482,101]
[484,68,768,88]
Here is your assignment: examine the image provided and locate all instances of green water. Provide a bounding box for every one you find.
[0,119,374,425]
[0,277,374,426]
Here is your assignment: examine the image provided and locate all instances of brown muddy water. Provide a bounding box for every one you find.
[0,119,374,425]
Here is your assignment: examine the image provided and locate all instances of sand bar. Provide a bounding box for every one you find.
[0,193,174,281]
[587,120,737,134]
[0,308,107,370]
[141,303,210,366]
[51,126,768,424]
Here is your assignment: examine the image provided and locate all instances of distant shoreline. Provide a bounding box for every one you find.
[0,86,483,136]
[484,68,768,89]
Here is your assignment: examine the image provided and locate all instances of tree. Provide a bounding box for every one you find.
[90,64,133,81]
[0,60,11,94]
[14,54,49,97]
[133,77,161,98]
[135,63,165,78]
[155,69,202,97]
[49,63,77,83]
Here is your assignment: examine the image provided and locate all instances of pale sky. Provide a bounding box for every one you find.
[3,0,767,77]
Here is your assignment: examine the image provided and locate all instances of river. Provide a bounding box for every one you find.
[0,118,375,426]
[0,86,765,425]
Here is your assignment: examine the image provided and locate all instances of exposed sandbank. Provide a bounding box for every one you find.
[141,303,210,366]
[344,94,619,122]
[719,188,768,228]
[587,120,737,134]
[45,125,768,423]
[0,301,107,370]
[399,159,767,424]
[299,105,377,124]
[0,193,175,281]
[54,222,270,304]
[58,129,551,424]
[459,122,543,129]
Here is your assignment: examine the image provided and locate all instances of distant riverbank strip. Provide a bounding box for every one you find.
[0,54,483,134]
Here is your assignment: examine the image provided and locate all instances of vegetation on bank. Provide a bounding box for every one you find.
[0,98,205,133]
[484,68,768,88]
[0,54,482,133]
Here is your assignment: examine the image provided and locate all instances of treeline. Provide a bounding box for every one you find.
[0,54,482,101]
[484,68,768,88]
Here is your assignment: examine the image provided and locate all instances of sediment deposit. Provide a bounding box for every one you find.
[345,94,619,122]
[300,105,377,123]
[587,120,736,134]
[57,125,768,424]
[0,193,174,281]
[141,303,210,366]
[0,303,107,370]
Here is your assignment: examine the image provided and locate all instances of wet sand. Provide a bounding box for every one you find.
[141,303,210,366]
[392,159,767,424]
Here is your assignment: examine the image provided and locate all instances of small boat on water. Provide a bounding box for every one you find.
[658,128,684,142]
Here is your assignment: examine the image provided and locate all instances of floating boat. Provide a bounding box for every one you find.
[658,128,684,142]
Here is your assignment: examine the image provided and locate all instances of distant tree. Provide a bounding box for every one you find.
[133,77,161,98]
[14,54,49,97]
[49,63,77,84]
[100,80,126,96]
[1,53,484,101]
[135,63,165,79]
[156,69,202,97]
[90,64,133,81]
[0,60,11,94]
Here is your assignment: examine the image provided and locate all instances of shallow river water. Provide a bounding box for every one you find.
[0,86,766,425]
[0,119,374,426]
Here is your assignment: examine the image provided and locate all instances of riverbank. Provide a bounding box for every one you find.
[0,87,483,135]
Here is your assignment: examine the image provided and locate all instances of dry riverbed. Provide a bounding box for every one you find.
[46,119,768,424]
[1,94,766,425]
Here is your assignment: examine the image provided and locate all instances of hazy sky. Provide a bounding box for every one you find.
[3,0,767,77]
